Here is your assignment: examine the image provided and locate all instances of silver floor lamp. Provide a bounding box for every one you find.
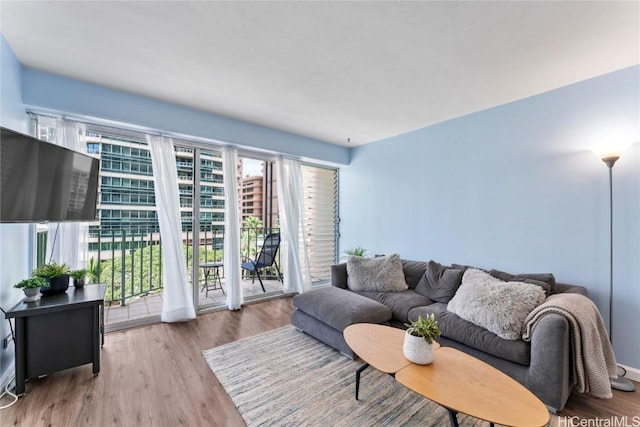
[596,152,635,392]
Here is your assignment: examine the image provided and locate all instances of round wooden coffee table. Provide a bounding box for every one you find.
[344,323,549,427]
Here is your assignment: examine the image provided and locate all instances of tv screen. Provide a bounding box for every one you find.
[0,126,100,223]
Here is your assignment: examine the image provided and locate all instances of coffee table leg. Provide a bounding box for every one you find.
[355,363,369,400]
[447,409,459,427]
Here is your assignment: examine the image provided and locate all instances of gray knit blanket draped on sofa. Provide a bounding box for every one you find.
[523,293,617,398]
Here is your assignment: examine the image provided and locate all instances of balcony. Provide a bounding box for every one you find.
[38,226,286,329]
[104,276,284,330]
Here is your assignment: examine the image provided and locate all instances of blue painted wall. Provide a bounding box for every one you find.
[21,69,350,165]
[340,66,640,368]
[1,35,28,132]
[0,34,31,391]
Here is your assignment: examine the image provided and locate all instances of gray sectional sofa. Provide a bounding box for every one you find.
[291,258,588,413]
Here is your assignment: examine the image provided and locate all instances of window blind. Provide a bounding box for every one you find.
[301,164,338,283]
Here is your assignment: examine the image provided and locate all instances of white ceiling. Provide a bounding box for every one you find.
[1,1,638,146]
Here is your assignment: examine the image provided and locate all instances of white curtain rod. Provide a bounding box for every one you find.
[26,109,302,163]
[28,109,191,140]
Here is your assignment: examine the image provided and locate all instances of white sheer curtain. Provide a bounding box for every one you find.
[147,135,195,322]
[46,119,89,269]
[276,157,312,294]
[223,146,243,310]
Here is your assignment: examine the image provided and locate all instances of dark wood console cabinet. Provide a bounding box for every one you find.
[5,283,106,395]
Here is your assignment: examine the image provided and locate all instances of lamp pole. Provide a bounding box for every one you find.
[600,155,635,392]
[602,156,617,345]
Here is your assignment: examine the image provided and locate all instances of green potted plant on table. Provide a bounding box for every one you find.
[70,269,88,288]
[403,314,441,365]
[14,277,48,302]
[32,262,71,296]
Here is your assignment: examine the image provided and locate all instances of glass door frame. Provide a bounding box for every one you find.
[172,139,225,312]
[190,146,202,309]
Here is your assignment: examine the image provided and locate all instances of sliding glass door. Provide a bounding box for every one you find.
[171,143,227,310]
[237,154,284,300]
[188,150,287,308]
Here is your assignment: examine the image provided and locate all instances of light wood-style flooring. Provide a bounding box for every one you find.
[1,297,638,426]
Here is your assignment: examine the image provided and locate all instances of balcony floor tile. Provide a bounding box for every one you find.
[105,278,283,328]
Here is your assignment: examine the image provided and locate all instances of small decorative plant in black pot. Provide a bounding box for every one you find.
[70,269,88,288]
[32,262,71,296]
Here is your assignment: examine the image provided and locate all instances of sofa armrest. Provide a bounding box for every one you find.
[554,282,588,296]
[527,313,573,412]
[331,263,348,289]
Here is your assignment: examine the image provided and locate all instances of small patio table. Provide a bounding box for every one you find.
[199,262,225,296]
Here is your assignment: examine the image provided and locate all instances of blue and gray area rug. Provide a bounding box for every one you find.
[203,326,557,427]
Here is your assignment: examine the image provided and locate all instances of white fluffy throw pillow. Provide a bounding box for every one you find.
[447,268,546,340]
[346,254,408,292]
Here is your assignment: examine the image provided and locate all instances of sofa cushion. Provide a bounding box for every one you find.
[451,263,477,271]
[292,286,392,331]
[331,263,348,289]
[355,290,432,323]
[414,260,465,303]
[408,303,532,366]
[447,268,546,340]
[451,263,556,295]
[400,259,429,289]
[346,254,408,292]
[488,269,555,296]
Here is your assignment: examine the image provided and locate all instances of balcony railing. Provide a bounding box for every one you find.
[36,226,281,305]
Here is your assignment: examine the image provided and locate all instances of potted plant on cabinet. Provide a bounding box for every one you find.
[343,246,367,258]
[70,269,88,288]
[403,314,441,365]
[14,277,48,302]
[32,262,71,296]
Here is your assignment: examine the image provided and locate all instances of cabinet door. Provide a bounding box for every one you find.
[25,307,94,377]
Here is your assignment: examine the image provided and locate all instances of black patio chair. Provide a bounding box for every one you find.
[241,232,283,292]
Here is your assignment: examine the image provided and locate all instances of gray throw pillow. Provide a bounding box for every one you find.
[400,259,430,289]
[346,254,408,292]
[488,269,556,295]
[451,263,475,271]
[414,260,464,303]
[451,264,555,295]
[447,268,546,340]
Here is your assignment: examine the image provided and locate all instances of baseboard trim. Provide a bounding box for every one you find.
[619,364,640,383]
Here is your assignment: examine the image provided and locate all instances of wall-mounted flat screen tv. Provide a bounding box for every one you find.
[0,126,100,223]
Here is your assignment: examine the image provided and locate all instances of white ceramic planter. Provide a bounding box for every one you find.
[23,287,41,303]
[403,332,435,365]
